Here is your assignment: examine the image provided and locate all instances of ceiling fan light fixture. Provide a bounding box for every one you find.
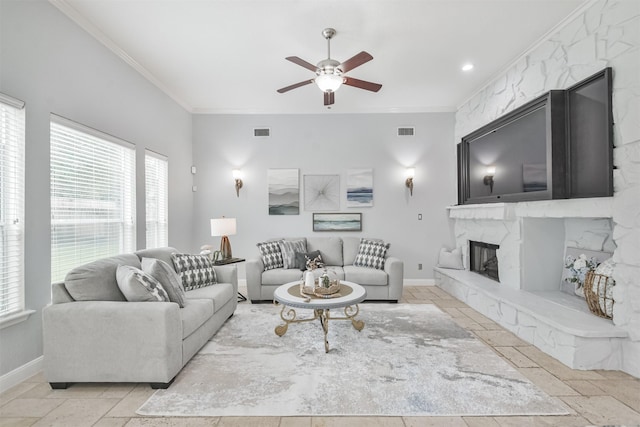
[315,73,343,92]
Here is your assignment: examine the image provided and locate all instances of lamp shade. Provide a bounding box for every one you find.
[210,218,236,237]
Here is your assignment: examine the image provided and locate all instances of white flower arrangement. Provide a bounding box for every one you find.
[564,253,599,290]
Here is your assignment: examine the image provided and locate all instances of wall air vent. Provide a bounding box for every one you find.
[254,128,270,137]
[397,127,415,136]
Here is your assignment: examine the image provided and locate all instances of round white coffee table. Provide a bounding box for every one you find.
[273,280,367,353]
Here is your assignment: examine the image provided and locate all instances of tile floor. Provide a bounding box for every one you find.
[1,286,639,427]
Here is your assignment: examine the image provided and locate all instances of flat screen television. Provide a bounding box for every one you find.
[457,68,613,205]
[458,90,567,204]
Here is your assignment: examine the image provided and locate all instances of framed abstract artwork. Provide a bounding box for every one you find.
[304,174,340,211]
[313,213,362,232]
[347,168,373,207]
[268,168,299,215]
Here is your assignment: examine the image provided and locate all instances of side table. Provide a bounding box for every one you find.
[213,257,246,302]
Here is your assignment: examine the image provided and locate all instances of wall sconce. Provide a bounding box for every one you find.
[232,169,243,197]
[483,166,496,193]
[405,168,415,196]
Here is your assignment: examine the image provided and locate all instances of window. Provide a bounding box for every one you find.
[50,115,136,283]
[0,93,25,319]
[145,150,168,248]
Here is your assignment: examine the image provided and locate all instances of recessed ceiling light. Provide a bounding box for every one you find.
[462,63,474,71]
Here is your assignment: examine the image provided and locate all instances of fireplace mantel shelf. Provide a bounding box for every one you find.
[448,197,613,220]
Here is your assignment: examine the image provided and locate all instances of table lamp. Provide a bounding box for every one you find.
[210,217,237,260]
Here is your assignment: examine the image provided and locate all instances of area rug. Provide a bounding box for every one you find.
[137,303,569,417]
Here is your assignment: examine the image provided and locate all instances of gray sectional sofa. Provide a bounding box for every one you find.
[42,247,237,389]
[246,236,403,303]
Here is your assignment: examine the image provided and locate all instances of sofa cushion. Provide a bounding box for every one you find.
[142,257,186,307]
[185,282,234,312]
[180,299,214,339]
[116,265,170,302]
[307,237,343,266]
[171,253,218,291]
[279,239,307,269]
[257,240,284,270]
[342,237,361,266]
[135,247,178,270]
[353,238,390,270]
[344,265,388,286]
[262,268,304,286]
[65,254,141,301]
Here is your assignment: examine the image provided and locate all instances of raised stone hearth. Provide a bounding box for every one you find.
[435,198,631,371]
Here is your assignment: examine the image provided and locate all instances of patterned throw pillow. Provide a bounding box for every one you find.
[171,253,218,291]
[141,257,186,307]
[294,250,323,271]
[257,241,284,270]
[115,265,169,302]
[353,238,390,270]
[279,239,307,269]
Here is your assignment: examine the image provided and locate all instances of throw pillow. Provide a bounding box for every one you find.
[141,257,186,307]
[437,247,464,270]
[171,253,218,291]
[279,239,307,269]
[353,238,390,270]
[294,250,323,271]
[256,240,284,270]
[576,231,608,251]
[116,265,169,302]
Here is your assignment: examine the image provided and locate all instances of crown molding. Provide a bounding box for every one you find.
[191,105,456,115]
[48,0,192,113]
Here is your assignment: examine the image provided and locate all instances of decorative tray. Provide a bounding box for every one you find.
[301,280,341,298]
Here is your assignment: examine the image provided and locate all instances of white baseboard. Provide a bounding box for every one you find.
[0,356,43,394]
[404,279,435,286]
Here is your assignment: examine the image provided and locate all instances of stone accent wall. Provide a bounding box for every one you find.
[455,0,640,376]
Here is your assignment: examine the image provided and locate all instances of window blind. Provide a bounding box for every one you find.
[145,150,168,249]
[0,94,25,318]
[50,115,136,283]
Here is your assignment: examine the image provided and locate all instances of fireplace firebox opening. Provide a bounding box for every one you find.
[470,241,500,282]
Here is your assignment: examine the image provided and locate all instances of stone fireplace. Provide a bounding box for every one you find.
[469,241,499,282]
[435,198,631,374]
[444,0,638,378]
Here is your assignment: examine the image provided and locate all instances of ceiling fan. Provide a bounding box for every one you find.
[277,28,382,106]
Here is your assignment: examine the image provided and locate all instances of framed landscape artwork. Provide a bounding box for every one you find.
[313,213,362,232]
[347,168,373,207]
[304,175,340,211]
[268,168,299,215]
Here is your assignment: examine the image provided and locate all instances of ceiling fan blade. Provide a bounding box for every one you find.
[324,91,335,106]
[343,77,382,92]
[277,79,314,93]
[285,56,318,72]
[339,51,373,73]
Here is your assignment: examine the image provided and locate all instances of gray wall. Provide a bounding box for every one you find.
[192,113,456,280]
[0,1,193,376]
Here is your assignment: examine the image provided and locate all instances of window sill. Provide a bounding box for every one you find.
[0,309,36,330]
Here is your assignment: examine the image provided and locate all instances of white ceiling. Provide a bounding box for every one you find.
[52,0,587,114]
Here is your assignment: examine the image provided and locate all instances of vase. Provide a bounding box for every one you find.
[304,270,315,288]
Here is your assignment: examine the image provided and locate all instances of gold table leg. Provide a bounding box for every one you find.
[274,303,318,337]
[274,303,364,353]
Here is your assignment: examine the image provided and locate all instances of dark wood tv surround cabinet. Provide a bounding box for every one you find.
[457,67,613,205]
